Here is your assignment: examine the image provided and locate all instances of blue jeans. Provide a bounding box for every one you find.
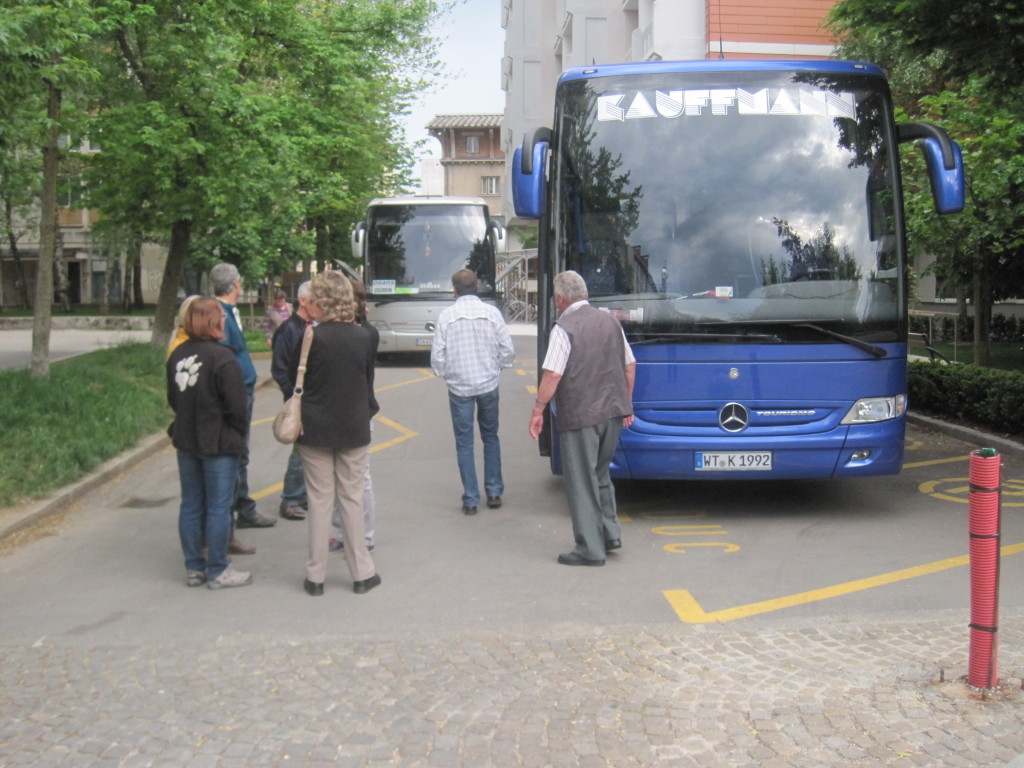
[281,448,307,508]
[448,388,503,507]
[176,451,238,580]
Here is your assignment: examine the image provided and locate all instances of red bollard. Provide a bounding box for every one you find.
[967,447,1001,689]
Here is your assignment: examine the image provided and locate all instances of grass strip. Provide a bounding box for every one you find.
[0,342,170,507]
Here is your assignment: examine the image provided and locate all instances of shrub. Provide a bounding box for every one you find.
[909,360,1024,438]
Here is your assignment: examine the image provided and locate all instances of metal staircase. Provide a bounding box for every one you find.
[495,248,537,323]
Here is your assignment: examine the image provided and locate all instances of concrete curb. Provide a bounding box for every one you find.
[907,411,1024,456]
[0,431,172,543]
[0,373,277,544]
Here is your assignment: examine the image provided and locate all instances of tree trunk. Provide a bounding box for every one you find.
[150,217,191,349]
[132,245,143,309]
[123,231,143,310]
[31,80,61,379]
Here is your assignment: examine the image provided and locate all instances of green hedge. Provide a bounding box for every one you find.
[909,360,1024,437]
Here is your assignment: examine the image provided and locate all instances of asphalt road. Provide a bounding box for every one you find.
[1,332,1022,767]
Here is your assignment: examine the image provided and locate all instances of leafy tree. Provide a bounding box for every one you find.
[829,0,1024,364]
[83,0,437,348]
[0,0,97,377]
[828,0,1024,92]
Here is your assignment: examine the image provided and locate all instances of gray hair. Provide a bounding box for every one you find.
[553,270,588,303]
[210,263,241,297]
[297,281,312,300]
[451,268,479,297]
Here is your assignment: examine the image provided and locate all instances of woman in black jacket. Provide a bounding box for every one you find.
[290,271,380,596]
[166,297,253,590]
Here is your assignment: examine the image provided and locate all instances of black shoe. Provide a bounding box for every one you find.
[353,573,381,594]
[557,552,605,567]
[486,495,502,509]
[236,513,277,529]
[462,504,478,516]
[303,578,324,596]
[605,538,622,551]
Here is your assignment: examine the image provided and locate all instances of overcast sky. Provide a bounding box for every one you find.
[402,0,506,161]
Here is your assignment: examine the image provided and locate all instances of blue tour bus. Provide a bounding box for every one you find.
[512,60,964,480]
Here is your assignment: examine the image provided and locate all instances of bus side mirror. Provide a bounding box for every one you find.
[897,122,965,215]
[489,221,506,252]
[921,137,965,214]
[350,221,365,260]
[513,128,551,219]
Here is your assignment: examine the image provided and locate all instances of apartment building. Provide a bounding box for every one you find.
[426,114,507,225]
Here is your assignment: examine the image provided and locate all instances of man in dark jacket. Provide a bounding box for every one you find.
[271,281,313,520]
[211,262,277,534]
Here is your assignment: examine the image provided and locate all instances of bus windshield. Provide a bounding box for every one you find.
[553,69,903,345]
[365,203,496,298]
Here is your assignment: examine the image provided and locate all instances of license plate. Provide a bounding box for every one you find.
[695,451,773,471]
[415,338,433,347]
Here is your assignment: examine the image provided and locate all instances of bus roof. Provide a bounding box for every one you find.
[557,59,885,85]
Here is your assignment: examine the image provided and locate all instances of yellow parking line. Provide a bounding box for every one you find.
[376,369,435,392]
[663,541,1024,623]
[370,415,418,453]
[251,416,418,500]
[903,455,970,469]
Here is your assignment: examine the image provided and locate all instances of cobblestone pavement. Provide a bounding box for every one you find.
[1,614,1022,767]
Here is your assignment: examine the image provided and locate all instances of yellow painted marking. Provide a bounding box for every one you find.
[370,415,418,453]
[919,477,1024,506]
[652,525,724,536]
[903,455,969,469]
[663,542,1024,623]
[251,482,282,500]
[664,542,740,554]
[251,415,418,500]
[376,369,435,392]
[526,385,537,394]
[254,370,433,430]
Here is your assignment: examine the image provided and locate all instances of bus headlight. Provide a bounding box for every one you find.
[369,319,390,331]
[841,395,906,424]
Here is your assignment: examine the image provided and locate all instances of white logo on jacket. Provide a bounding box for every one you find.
[174,355,202,392]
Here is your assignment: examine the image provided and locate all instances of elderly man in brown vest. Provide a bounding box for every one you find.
[529,271,636,566]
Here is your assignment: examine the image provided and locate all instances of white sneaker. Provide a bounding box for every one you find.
[207,567,252,590]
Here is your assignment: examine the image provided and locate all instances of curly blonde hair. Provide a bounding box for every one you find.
[309,270,354,322]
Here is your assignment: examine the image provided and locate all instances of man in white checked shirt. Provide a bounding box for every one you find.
[431,269,515,515]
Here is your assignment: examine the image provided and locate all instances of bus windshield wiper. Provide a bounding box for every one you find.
[694,320,887,358]
[792,323,887,358]
[629,331,781,345]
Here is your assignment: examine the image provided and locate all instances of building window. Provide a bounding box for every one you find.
[481,176,500,196]
[466,135,480,154]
